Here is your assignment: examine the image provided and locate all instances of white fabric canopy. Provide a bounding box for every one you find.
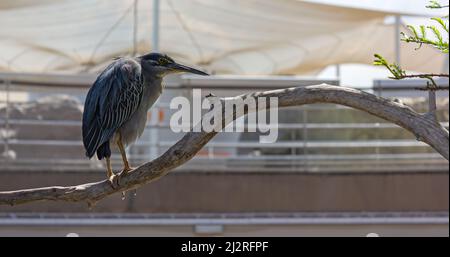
[0,0,446,75]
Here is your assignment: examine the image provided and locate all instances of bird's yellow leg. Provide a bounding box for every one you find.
[105,157,120,189]
[105,157,113,179]
[117,132,133,174]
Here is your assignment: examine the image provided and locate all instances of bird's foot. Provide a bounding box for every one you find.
[107,174,120,189]
[107,167,134,189]
[118,166,134,177]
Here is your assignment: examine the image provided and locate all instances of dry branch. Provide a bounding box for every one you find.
[0,84,448,206]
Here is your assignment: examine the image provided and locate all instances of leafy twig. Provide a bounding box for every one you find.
[374,1,449,122]
[373,54,448,90]
[398,1,449,52]
[426,0,449,9]
[373,54,406,79]
[401,23,449,53]
[396,74,449,78]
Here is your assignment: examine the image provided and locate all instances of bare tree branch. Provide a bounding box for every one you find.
[0,84,448,206]
[395,74,449,79]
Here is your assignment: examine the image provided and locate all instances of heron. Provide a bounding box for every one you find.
[82,53,208,185]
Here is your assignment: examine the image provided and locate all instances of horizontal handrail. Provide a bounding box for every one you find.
[5,139,430,148]
[1,75,449,173]
[1,119,448,130]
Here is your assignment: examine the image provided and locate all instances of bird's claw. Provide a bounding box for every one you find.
[118,167,134,176]
[107,167,134,189]
[108,174,120,189]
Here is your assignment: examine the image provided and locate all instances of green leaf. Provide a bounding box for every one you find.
[373,54,406,80]
[420,25,427,38]
[373,54,387,66]
[407,25,419,38]
[428,25,444,44]
[426,0,442,8]
[374,1,449,84]
[431,17,449,33]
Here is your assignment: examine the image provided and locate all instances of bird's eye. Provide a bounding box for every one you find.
[158,58,168,65]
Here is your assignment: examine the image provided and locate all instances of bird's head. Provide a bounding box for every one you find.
[139,52,208,77]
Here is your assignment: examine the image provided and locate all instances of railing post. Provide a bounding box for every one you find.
[3,80,11,164]
[132,0,139,56]
[149,0,160,160]
[395,15,401,66]
[302,107,309,171]
[290,129,296,155]
[208,146,214,159]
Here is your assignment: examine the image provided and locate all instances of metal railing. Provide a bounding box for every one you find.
[0,211,447,226]
[0,73,448,173]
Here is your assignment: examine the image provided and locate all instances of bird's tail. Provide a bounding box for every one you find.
[96,142,111,160]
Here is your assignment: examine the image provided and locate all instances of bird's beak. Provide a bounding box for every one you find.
[169,62,209,76]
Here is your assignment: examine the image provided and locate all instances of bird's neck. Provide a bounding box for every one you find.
[141,75,163,109]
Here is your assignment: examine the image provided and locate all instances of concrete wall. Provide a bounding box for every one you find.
[0,170,448,213]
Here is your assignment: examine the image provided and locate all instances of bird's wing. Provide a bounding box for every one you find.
[82,58,143,158]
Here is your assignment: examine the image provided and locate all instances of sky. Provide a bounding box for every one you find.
[307,0,447,16]
[307,0,449,87]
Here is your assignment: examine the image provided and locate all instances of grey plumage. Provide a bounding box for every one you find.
[82,58,143,159]
[82,53,207,180]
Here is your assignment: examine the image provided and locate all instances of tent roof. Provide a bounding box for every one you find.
[0,0,446,75]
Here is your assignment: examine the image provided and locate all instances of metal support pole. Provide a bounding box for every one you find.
[443,54,449,73]
[3,80,11,163]
[302,108,308,171]
[132,0,139,56]
[152,0,160,52]
[395,15,401,65]
[149,0,160,159]
[335,64,341,85]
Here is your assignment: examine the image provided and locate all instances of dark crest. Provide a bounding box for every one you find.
[140,53,174,64]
